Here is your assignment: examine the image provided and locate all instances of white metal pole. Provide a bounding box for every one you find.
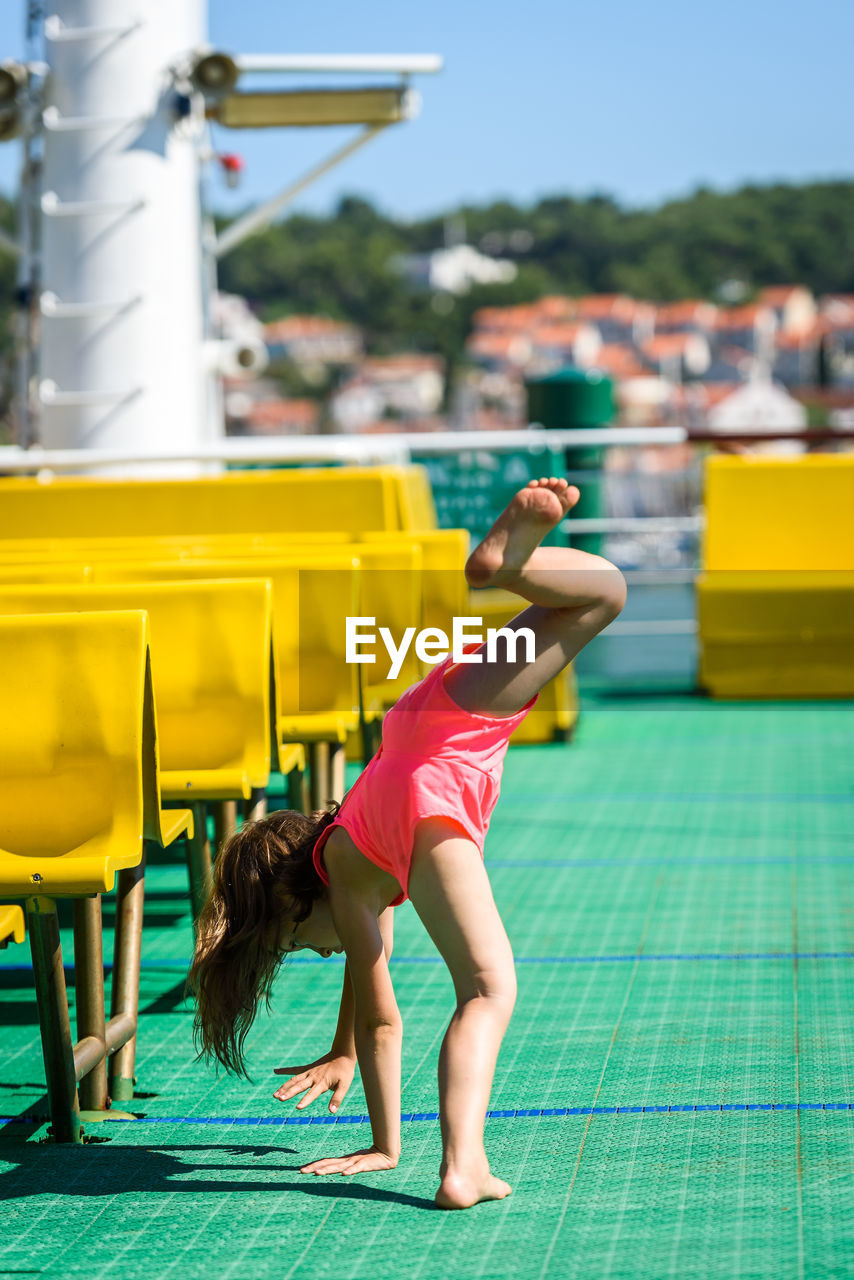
[38,0,211,473]
[234,54,444,75]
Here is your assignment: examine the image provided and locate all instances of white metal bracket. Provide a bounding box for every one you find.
[38,380,142,407]
[42,106,146,133]
[45,15,143,43]
[41,192,146,218]
[40,292,143,319]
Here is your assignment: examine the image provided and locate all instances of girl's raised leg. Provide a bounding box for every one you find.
[446,478,627,718]
[408,817,517,1210]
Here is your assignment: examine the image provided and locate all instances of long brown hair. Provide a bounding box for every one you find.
[188,804,339,1077]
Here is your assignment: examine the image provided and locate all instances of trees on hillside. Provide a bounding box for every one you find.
[215,181,854,366]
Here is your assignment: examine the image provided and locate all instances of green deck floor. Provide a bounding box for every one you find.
[2,693,853,1279]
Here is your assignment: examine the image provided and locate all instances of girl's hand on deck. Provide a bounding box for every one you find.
[272,1053,355,1113]
[300,1146,400,1176]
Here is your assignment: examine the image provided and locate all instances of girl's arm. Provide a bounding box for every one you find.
[300,892,402,1175]
[331,905,394,1059]
[330,961,356,1058]
[273,908,395,1112]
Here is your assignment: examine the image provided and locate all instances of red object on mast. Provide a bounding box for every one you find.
[218,153,245,189]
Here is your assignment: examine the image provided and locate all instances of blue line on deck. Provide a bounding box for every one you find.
[3,951,854,977]
[488,857,854,868]
[4,1102,854,1128]
[501,792,854,805]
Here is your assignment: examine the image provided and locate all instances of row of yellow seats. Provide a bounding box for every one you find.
[0,526,471,643]
[0,528,583,749]
[0,464,438,539]
[0,547,415,796]
[0,530,472,780]
[0,577,306,895]
[0,610,194,1143]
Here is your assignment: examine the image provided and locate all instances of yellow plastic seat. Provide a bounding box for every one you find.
[0,465,409,539]
[0,904,24,947]
[0,579,276,802]
[0,561,90,584]
[0,530,351,565]
[703,454,854,571]
[354,540,423,707]
[91,554,362,807]
[388,464,439,530]
[0,611,191,897]
[91,554,362,740]
[0,611,192,1142]
[363,528,469,640]
[697,570,854,698]
[698,456,854,698]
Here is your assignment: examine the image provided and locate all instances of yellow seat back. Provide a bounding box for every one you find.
[0,611,173,895]
[389,464,439,530]
[351,541,423,702]
[363,528,468,636]
[0,581,275,800]
[91,554,363,736]
[703,454,854,570]
[0,466,408,540]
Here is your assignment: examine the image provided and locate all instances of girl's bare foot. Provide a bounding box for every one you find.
[465,477,580,589]
[435,1168,513,1210]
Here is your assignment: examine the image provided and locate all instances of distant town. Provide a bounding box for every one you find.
[220,282,854,441]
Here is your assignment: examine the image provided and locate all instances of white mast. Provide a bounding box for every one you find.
[0,6,442,473]
[38,0,209,471]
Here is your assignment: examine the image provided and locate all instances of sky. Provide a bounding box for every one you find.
[0,0,851,221]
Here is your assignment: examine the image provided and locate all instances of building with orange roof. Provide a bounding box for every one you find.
[226,394,320,436]
[532,295,577,322]
[712,305,776,364]
[654,300,718,333]
[466,331,533,368]
[264,314,362,366]
[772,319,835,388]
[589,343,648,380]
[471,303,541,332]
[714,304,775,330]
[331,354,445,432]
[818,297,854,383]
[529,322,602,369]
[642,333,711,378]
[573,295,654,344]
[573,293,633,320]
[758,285,816,335]
[820,295,854,327]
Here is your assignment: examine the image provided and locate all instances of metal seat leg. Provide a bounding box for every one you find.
[26,897,81,1143]
[72,895,108,1112]
[185,802,212,923]
[108,853,146,1105]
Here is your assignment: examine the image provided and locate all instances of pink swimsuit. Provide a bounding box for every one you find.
[312,651,537,905]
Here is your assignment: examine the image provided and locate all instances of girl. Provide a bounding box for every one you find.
[190,478,626,1210]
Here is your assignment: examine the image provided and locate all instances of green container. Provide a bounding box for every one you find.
[526,367,615,431]
[526,367,614,555]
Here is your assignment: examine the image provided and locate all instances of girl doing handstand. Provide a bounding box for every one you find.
[190,478,626,1209]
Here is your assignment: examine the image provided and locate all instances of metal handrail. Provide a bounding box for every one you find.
[0,425,849,473]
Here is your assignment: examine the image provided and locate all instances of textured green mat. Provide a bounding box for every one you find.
[2,695,853,1279]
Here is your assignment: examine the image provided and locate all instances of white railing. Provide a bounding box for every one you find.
[0,425,689,472]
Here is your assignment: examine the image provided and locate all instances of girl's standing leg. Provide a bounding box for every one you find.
[408,817,517,1210]
[446,478,627,717]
